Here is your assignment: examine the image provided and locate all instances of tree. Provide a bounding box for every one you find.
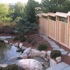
[0,4,9,17]
[0,4,11,23]
[16,19,38,35]
[25,0,40,23]
[16,0,40,35]
[9,2,25,21]
[41,0,70,13]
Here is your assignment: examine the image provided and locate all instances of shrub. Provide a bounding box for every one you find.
[0,67,4,70]
[13,36,19,41]
[19,36,26,42]
[50,50,61,59]
[27,38,34,43]
[37,44,48,51]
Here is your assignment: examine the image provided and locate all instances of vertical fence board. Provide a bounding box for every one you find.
[38,12,70,49]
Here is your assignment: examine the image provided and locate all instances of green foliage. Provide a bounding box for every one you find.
[13,35,26,42]
[0,67,4,70]
[19,36,26,42]
[41,0,70,13]
[13,36,19,41]
[15,0,39,35]
[0,64,19,70]
[27,37,34,43]
[6,64,19,70]
[38,44,48,51]
[0,3,12,23]
[25,0,40,23]
[9,2,25,21]
[0,4,9,17]
[50,50,61,59]
[16,19,38,35]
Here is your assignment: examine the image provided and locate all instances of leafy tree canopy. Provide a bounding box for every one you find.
[41,0,70,13]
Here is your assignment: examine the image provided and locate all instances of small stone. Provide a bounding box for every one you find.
[19,43,23,48]
[4,40,8,44]
[56,57,61,63]
[14,42,19,47]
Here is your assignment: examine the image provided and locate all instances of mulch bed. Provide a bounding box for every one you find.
[0,33,70,65]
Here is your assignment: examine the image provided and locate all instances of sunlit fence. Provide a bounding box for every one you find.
[38,12,70,49]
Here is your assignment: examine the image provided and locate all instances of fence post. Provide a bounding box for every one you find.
[67,15,70,48]
[55,16,59,41]
[47,15,50,36]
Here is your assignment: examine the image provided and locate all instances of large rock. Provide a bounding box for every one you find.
[30,49,41,57]
[50,58,57,67]
[40,51,47,58]
[23,48,41,58]
[17,59,43,70]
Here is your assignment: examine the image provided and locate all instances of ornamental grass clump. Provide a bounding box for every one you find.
[50,50,61,59]
[38,44,48,51]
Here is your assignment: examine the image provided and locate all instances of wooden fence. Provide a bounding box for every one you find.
[38,12,70,49]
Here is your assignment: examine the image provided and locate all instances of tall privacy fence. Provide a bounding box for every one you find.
[37,12,70,49]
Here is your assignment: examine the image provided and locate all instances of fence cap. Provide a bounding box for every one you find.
[41,13,55,17]
[67,12,70,16]
[55,12,67,18]
[37,12,70,17]
[37,13,42,17]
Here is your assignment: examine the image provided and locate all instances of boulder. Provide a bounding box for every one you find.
[40,51,47,58]
[50,58,57,67]
[4,40,8,44]
[30,49,41,57]
[17,59,43,70]
[19,54,28,59]
[22,48,41,58]
[23,47,31,55]
[47,50,51,59]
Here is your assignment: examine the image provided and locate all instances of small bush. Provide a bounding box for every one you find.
[0,67,4,70]
[27,38,34,43]
[50,50,61,59]
[38,44,48,51]
[13,36,19,41]
[19,36,26,42]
